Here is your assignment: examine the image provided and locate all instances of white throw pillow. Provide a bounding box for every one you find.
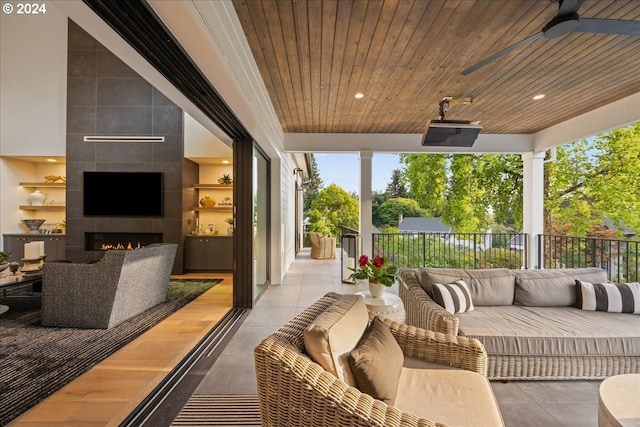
[576,280,640,314]
[432,280,475,314]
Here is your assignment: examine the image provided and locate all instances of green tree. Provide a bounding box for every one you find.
[303,154,323,212]
[371,190,390,227]
[546,123,640,236]
[307,184,359,238]
[400,153,448,217]
[386,169,408,198]
[377,198,427,227]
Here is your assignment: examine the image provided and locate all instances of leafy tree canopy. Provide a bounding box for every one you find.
[377,197,427,228]
[385,169,408,198]
[546,123,640,236]
[303,154,323,212]
[307,184,359,237]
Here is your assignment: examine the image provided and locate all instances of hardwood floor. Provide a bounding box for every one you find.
[9,273,233,427]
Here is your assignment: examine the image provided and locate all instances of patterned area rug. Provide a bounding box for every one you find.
[0,279,221,426]
[171,395,261,426]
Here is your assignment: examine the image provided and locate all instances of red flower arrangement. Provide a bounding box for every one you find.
[348,254,399,287]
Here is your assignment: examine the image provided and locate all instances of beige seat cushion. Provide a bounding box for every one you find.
[457,306,640,357]
[395,367,504,427]
[304,294,369,386]
[514,267,607,306]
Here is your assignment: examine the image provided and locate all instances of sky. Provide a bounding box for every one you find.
[314,153,402,194]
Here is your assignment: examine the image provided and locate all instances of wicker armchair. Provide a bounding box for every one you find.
[254,292,495,427]
[309,231,336,259]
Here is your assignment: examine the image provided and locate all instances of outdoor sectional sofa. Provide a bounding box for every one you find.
[398,267,640,380]
[255,292,504,426]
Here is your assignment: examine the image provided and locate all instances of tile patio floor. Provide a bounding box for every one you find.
[193,248,601,427]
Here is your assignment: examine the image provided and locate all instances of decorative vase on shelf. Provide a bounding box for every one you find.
[368,280,385,298]
[29,190,46,206]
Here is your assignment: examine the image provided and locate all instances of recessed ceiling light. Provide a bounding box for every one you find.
[222,159,230,164]
[532,94,545,100]
[354,93,364,99]
[46,158,57,163]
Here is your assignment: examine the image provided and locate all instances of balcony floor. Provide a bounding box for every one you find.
[10,249,601,426]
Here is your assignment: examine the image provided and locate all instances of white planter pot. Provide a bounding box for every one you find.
[368,281,385,298]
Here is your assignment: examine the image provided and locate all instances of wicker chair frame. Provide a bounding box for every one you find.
[254,292,488,427]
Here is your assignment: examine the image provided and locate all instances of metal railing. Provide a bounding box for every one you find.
[340,226,360,283]
[372,232,528,270]
[539,234,639,282]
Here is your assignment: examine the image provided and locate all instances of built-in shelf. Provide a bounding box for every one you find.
[19,182,66,188]
[19,205,66,211]
[193,183,232,189]
[194,207,233,212]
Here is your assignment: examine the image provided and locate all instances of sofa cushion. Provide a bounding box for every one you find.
[576,280,640,314]
[432,280,475,314]
[394,366,504,427]
[457,306,640,357]
[304,294,369,386]
[466,269,515,306]
[419,268,515,306]
[514,268,607,307]
[348,317,404,405]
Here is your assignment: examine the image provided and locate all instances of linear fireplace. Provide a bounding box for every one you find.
[85,232,163,251]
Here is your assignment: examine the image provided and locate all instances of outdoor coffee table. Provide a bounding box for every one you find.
[598,373,640,427]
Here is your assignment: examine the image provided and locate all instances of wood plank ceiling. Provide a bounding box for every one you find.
[232,0,640,135]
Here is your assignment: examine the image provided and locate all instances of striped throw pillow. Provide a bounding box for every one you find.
[432,280,474,314]
[576,280,640,314]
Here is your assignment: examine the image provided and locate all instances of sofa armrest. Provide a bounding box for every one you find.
[383,318,488,376]
[255,336,444,427]
[399,269,459,335]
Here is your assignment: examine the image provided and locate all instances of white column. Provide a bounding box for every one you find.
[522,151,546,269]
[359,150,373,255]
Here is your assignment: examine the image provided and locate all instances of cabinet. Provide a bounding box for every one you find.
[185,235,233,271]
[19,182,66,211]
[3,235,66,263]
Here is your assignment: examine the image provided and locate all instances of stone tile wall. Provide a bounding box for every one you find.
[65,20,192,273]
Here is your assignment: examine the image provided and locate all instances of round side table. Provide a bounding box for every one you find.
[598,374,640,427]
[355,291,406,323]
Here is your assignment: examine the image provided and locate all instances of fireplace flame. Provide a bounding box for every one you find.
[100,242,143,250]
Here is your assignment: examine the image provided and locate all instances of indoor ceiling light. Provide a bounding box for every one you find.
[532,94,545,100]
[222,159,230,164]
[354,93,364,99]
[46,158,57,163]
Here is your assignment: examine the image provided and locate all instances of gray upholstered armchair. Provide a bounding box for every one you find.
[41,243,177,328]
[309,231,336,259]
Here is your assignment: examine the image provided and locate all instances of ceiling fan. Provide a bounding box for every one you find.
[461,0,640,75]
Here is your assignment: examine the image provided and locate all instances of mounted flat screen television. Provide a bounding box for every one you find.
[84,172,163,216]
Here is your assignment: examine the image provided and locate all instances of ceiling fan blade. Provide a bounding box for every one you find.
[576,18,640,36]
[461,32,544,75]
[558,0,584,16]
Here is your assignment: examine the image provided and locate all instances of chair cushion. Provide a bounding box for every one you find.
[432,280,475,314]
[348,317,404,405]
[395,367,504,427]
[304,294,369,386]
[576,280,640,314]
[514,267,607,306]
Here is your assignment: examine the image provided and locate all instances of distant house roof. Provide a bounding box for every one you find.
[603,217,636,237]
[372,225,382,234]
[398,217,450,233]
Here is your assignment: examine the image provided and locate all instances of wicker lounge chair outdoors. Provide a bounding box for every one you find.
[255,292,504,427]
[309,231,336,259]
